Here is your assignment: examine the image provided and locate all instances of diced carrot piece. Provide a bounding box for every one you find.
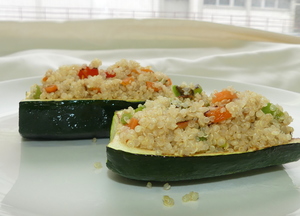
[127,118,139,129]
[88,87,101,93]
[121,77,135,86]
[45,84,58,93]
[212,90,237,104]
[205,107,232,123]
[131,69,140,74]
[146,81,161,92]
[78,67,99,79]
[42,76,48,82]
[176,121,189,129]
[165,78,172,86]
[141,68,154,73]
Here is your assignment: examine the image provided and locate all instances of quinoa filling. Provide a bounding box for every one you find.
[26,59,173,100]
[117,84,294,156]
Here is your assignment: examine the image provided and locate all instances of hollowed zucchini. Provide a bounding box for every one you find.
[106,112,300,182]
[19,99,143,140]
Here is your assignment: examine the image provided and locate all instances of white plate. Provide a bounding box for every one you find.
[1,75,300,216]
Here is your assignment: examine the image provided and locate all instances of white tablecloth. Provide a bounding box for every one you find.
[1,19,300,92]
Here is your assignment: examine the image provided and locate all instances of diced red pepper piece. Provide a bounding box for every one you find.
[78,67,99,79]
[105,72,116,78]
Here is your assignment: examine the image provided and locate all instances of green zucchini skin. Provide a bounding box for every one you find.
[106,141,300,181]
[19,100,142,140]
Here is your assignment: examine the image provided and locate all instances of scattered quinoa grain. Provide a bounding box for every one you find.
[182,191,199,202]
[93,162,102,169]
[163,183,171,190]
[146,182,152,188]
[162,195,174,207]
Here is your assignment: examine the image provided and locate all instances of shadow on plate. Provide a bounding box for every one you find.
[20,137,109,147]
[106,165,284,187]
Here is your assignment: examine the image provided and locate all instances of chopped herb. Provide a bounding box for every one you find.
[33,85,42,99]
[121,112,133,125]
[261,103,284,120]
[135,105,146,112]
[193,84,203,94]
[197,136,207,141]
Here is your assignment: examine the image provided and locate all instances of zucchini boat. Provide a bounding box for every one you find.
[19,99,142,139]
[107,132,300,181]
[106,85,299,181]
[19,59,173,140]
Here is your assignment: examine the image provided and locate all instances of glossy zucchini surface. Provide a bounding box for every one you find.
[19,99,142,140]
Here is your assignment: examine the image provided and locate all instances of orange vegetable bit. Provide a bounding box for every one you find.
[165,78,172,86]
[146,81,161,92]
[121,77,135,86]
[176,120,189,129]
[45,84,58,93]
[42,76,48,82]
[141,68,154,73]
[127,118,139,130]
[78,67,99,79]
[105,71,116,78]
[88,87,101,93]
[205,106,232,123]
[131,69,140,74]
[212,90,237,104]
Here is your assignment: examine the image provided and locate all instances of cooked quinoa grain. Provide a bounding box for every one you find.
[146,182,152,188]
[93,162,102,169]
[162,195,174,207]
[117,84,294,156]
[182,191,199,202]
[163,183,171,190]
[26,59,173,100]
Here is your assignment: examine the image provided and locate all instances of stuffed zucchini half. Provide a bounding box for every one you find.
[106,84,300,181]
[19,59,173,140]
